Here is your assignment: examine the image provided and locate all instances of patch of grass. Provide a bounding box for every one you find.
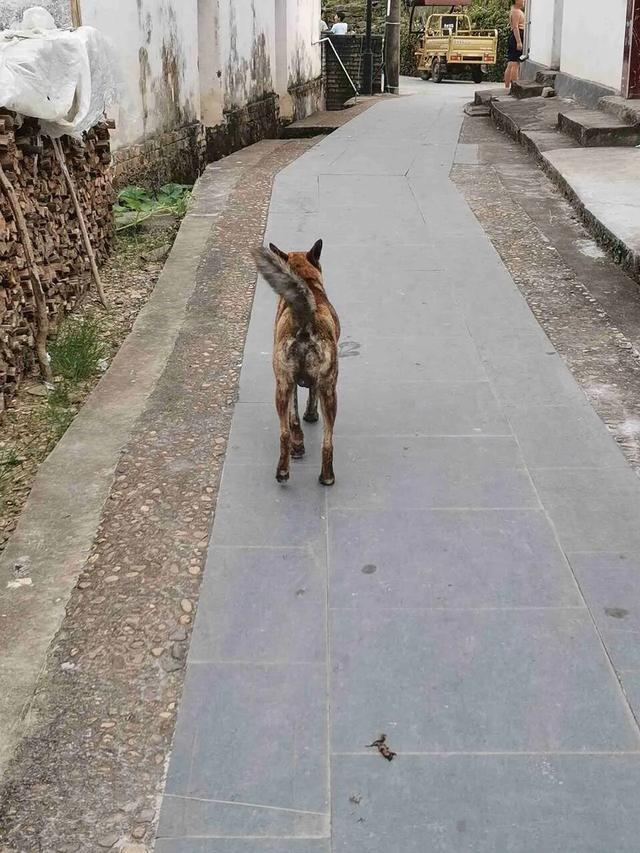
[0,449,21,484]
[49,316,105,383]
[0,448,22,509]
[42,382,75,446]
[114,183,192,232]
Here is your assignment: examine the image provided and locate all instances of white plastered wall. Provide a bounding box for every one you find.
[528,0,564,69]
[559,0,626,91]
[80,0,201,149]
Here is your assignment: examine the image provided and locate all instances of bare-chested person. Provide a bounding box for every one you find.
[505,0,525,90]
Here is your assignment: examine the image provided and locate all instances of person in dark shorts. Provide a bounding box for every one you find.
[505,0,525,90]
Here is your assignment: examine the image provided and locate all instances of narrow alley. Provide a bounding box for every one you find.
[156,82,640,852]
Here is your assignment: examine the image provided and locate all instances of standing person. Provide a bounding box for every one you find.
[331,11,348,35]
[505,0,525,91]
[320,10,329,33]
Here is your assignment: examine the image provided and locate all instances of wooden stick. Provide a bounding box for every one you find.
[0,163,52,381]
[52,137,108,308]
[70,0,82,27]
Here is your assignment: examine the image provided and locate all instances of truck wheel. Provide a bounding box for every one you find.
[420,70,431,81]
[431,58,445,83]
[471,66,483,83]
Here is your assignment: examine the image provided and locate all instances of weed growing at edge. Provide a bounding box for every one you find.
[42,382,75,446]
[49,316,105,383]
[0,448,22,508]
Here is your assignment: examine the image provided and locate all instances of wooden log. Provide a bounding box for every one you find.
[0,163,52,381]
[0,112,113,408]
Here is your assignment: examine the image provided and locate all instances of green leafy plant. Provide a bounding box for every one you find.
[49,316,105,383]
[114,183,192,232]
[400,15,420,77]
[469,0,510,81]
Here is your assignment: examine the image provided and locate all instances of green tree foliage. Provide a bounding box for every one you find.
[322,1,387,33]
[468,0,510,80]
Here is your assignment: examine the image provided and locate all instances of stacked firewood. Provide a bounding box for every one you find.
[0,110,114,413]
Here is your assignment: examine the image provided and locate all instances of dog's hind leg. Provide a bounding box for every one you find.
[304,385,319,423]
[318,384,337,486]
[276,380,294,483]
[290,387,305,458]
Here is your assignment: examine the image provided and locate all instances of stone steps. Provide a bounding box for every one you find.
[511,80,544,99]
[558,108,640,147]
[598,95,640,127]
[464,102,491,117]
[535,70,558,88]
[474,89,503,106]
[280,123,336,139]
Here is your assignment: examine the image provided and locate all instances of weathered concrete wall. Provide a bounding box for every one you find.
[0,0,71,29]
[76,0,321,184]
[199,0,322,141]
[559,0,626,92]
[80,0,200,151]
[284,0,322,119]
[218,0,276,111]
[198,0,223,127]
[286,0,321,87]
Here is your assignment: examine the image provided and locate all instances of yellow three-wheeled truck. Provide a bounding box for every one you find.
[409,1,498,84]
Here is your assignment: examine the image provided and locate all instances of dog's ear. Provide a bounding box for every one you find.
[269,243,289,263]
[307,239,323,269]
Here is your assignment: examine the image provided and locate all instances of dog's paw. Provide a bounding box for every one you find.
[319,474,335,487]
[291,445,306,459]
[276,470,290,483]
[303,412,319,424]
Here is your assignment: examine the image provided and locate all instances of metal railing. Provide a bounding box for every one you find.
[313,37,359,102]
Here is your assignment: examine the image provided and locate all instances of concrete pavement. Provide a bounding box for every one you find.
[489,93,640,281]
[542,147,640,271]
[157,81,640,851]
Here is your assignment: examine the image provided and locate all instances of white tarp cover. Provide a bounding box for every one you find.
[0,6,118,138]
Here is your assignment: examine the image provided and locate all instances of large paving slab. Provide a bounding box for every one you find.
[542,147,640,261]
[158,80,640,850]
[332,755,640,852]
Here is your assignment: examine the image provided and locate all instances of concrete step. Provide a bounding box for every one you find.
[535,70,558,87]
[520,128,579,156]
[474,89,502,106]
[598,96,640,127]
[464,102,491,117]
[558,108,640,147]
[280,123,335,139]
[511,80,544,99]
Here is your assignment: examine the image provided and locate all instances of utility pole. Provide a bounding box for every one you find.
[385,0,401,93]
[361,0,374,95]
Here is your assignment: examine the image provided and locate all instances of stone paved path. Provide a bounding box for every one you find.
[157,82,640,852]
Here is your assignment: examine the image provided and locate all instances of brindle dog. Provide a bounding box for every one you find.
[252,239,340,485]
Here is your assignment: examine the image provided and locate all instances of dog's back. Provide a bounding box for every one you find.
[253,240,340,486]
[254,241,339,390]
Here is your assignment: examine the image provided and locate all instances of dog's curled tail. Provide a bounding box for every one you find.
[253,247,316,326]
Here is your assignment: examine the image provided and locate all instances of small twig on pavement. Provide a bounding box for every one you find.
[366,733,397,762]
